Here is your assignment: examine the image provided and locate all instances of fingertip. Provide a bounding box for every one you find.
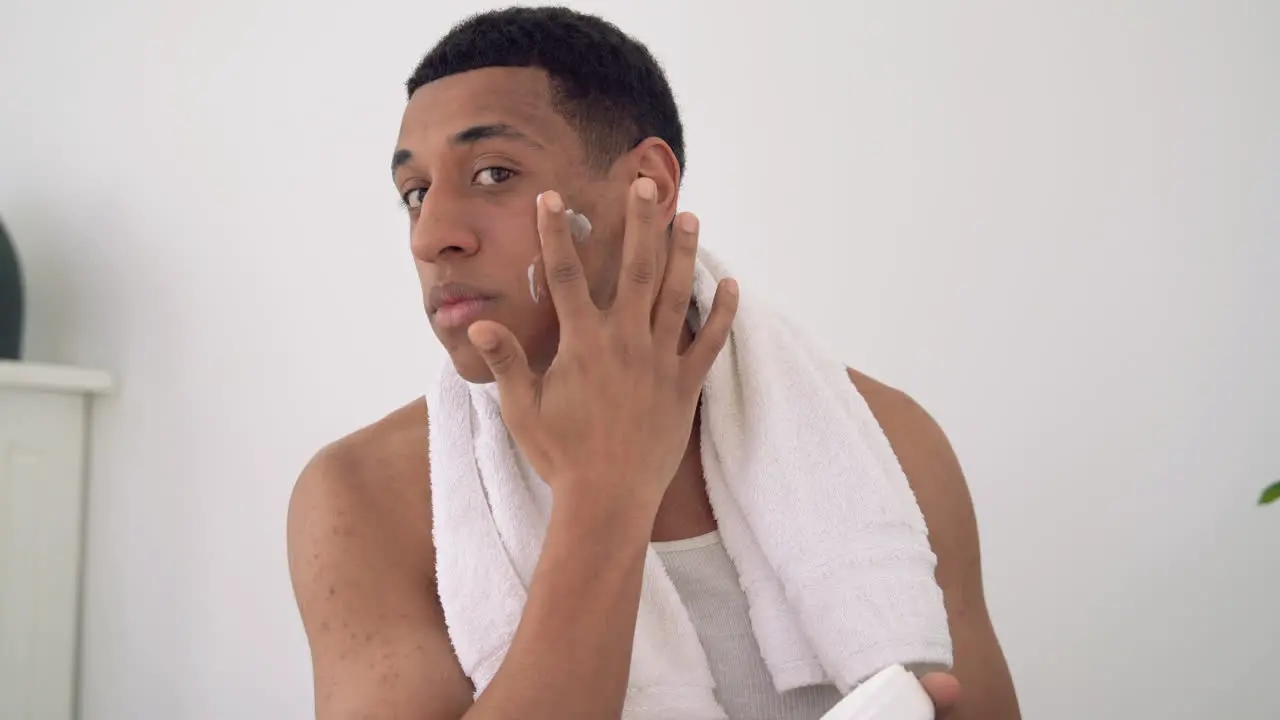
[676,212,699,234]
[714,279,740,317]
[634,177,657,201]
[920,672,962,712]
[538,190,564,214]
[467,321,499,351]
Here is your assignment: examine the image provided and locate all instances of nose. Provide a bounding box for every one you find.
[410,191,479,264]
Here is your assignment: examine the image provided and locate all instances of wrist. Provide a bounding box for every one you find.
[550,481,660,545]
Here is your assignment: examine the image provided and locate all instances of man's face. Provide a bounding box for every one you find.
[393,67,636,383]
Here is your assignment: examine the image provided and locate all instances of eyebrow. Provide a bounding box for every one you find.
[391,123,543,175]
[391,148,413,174]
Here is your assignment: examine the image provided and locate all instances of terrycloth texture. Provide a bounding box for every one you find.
[427,248,953,720]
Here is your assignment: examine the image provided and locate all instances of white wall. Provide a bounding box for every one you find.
[3,1,1277,718]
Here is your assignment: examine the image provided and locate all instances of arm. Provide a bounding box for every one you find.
[287,407,659,720]
[287,430,473,720]
[465,493,656,719]
[849,369,1022,719]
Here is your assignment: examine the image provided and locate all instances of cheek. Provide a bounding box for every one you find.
[518,295,562,371]
[415,260,437,291]
[512,240,549,304]
[476,229,547,307]
[578,217,624,306]
[476,206,542,261]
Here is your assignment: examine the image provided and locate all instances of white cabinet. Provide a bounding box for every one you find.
[0,361,112,720]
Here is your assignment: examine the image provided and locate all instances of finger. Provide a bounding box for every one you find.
[652,211,699,351]
[613,177,661,330]
[919,673,962,717]
[679,278,739,392]
[467,320,535,408]
[536,191,595,328]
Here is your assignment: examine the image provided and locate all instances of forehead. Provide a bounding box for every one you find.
[397,66,579,156]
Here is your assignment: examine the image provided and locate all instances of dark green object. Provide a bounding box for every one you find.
[1260,481,1280,507]
[0,216,23,359]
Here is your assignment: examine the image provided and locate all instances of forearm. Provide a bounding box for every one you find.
[463,491,656,720]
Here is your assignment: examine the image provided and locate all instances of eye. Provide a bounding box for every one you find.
[401,187,427,209]
[474,167,516,186]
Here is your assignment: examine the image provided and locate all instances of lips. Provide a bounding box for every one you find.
[428,282,497,329]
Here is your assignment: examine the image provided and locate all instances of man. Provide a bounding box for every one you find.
[287,6,1020,719]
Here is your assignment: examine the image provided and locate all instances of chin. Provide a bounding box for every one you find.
[448,347,497,385]
[436,321,554,385]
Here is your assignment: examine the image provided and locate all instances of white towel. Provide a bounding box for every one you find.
[427,248,953,719]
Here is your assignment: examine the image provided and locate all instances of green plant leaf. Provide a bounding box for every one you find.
[1260,481,1280,506]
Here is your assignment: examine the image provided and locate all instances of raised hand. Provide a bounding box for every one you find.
[466,178,738,514]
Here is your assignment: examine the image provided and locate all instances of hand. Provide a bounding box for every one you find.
[467,178,739,512]
[921,672,961,718]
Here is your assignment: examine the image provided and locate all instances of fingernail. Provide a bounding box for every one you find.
[725,278,739,296]
[635,178,656,201]
[540,191,563,213]
[678,213,698,233]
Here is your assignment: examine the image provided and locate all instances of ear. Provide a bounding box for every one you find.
[631,137,682,226]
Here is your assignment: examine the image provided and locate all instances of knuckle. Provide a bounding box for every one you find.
[696,340,721,362]
[617,345,636,368]
[609,334,636,363]
[488,349,514,371]
[562,347,590,373]
[700,326,729,354]
[668,292,692,315]
[627,259,657,285]
[549,259,583,285]
[656,356,681,381]
[607,332,648,366]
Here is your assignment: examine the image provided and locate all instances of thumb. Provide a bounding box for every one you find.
[919,672,961,718]
[467,320,534,394]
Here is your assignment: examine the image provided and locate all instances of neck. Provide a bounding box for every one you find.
[651,317,714,542]
[650,408,717,542]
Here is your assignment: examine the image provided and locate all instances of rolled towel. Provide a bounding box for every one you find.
[427,247,953,719]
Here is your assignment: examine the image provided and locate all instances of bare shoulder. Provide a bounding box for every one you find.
[846,368,1021,719]
[287,398,472,720]
[290,397,433,536]
[288,398,434,592]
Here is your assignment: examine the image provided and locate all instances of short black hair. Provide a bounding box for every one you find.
[406,6,685,177]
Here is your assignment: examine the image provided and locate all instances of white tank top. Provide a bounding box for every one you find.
[653,531,843,720]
